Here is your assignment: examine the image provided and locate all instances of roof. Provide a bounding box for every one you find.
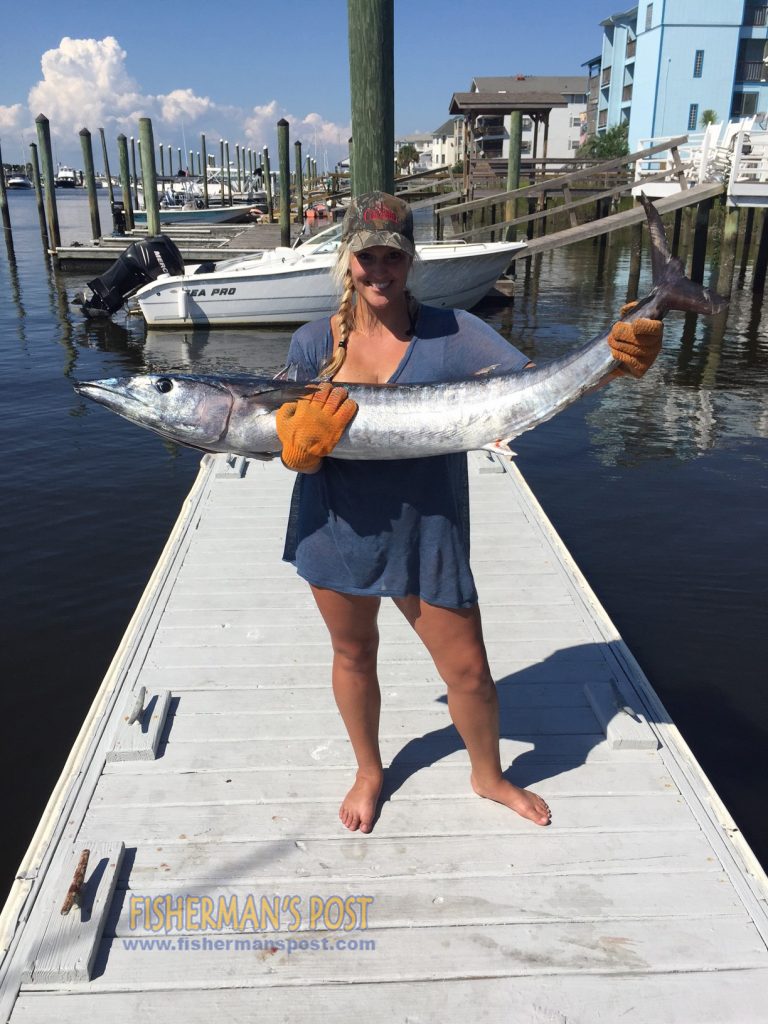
[449,92,570,116]
[600,6,638,26]
[432,117,460,136]
[472,75,588,96]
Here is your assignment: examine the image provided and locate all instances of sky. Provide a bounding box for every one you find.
[0,0,613,171]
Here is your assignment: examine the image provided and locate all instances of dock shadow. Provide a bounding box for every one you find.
[378,640,668,810]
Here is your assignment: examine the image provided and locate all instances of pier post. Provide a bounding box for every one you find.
[671,208,682,258]
[627,220,643,301]
[263,146,274,221]
[177,148,182,177]
[235,144,242,192]
[347,0,394,194]
[116,134,135,231]
[0,140,12,235]
[752,210,768,294]
[130,137,139,210]
[98,127,115,206]
[35,114,61,249]
[690,198,713,285]
[277,119,291,246]
[188,150,194,176]
[29,143,49,249]
[348,135,354,196]
[139,118,161,236]
[159,144,165,183]
[225,141,233,205]
[79,128,102,240]
[505,110,522,240]
[168,144,174,177]
[716,204,739,296]
[201,134,209,207]
[219,140,224,206]
[738,207,755,287]
[294,139,303,224]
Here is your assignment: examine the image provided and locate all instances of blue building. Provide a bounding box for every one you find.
[594,2,768,149]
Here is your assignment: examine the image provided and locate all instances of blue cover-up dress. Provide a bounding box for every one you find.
[282,304,529,608]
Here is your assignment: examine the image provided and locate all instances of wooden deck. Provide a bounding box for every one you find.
[2,452,767,1022]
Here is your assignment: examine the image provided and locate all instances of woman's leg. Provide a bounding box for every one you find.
[309,585,384,833]
[393,596,551,826]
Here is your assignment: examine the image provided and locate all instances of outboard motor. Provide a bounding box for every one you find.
[72,234,185,319]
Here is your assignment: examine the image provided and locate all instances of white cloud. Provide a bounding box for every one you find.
[28,37,146,135]
[0,103,24,134]
[159,88,214,125]
[301,111,350,147]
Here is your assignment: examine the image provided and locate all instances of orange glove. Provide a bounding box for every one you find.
[275,382,357,472]
[608,302,663,378]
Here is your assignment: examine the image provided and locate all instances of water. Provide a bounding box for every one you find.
[2,192,766,903]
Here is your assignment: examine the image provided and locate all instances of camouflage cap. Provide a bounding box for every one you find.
[341,191,415,256]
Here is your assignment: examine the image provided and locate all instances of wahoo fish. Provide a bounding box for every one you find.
[75,196,727,461]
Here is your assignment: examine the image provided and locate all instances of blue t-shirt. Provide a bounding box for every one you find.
[282,304,529,608]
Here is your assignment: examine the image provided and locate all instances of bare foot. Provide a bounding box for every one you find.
[339,768,384,834]
[471,774,551,826]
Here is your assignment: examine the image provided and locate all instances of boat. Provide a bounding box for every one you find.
[6,174,33,190]
[132,203,256,226]
[135,222,526,327]
[54,165,78,188]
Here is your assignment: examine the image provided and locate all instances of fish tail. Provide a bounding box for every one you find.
[639,193,729,317]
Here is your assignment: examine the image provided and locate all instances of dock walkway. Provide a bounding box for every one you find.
[2,452,767,1022]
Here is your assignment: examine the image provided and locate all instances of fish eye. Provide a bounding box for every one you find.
[155,378,174,394]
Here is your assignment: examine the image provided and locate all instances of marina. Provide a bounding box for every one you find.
[3,1,768,1015]
[1,188,768,1019]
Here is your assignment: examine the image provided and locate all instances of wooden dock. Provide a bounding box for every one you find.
[1,452,767,1021]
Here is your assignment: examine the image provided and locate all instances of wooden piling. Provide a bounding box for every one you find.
[505,110,522,240]
[29,142,49,249]
[201,134,209,207]
[294,140,303,224]
[168,144,174,177]
[716,204,740,296]
[752,209,768,293]
[116,134,135,231]
[263,146,274,221]
[235,144,242,192]
[347,0,394,195]
[0,139,12,235]
[225,141,233,205]
[130,137,139,210]
[98,127,115,206]
[79,128,102,240]
[35,114,61,249]
[277,119,291,246]
[738,207,755,286]
[139,118,161,236]
[627,220,643,302]
[159,144,165,182]
[690,197,713,285]
[177,148,182,176]
[671,207,682,258]
[188,150,194,176]
[219,140,225,206]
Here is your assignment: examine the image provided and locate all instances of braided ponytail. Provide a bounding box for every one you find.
[319,245,356,380]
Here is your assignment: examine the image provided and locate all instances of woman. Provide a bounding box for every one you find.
[276,191,662,834]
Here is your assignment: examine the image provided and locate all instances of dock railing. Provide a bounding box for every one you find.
[436,137,691,242]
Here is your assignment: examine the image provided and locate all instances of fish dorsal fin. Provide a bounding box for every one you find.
[639,193,671,284]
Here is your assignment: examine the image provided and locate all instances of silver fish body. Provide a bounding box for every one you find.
[75,197,728,461]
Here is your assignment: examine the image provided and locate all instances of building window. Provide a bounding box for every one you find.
[570,116,582,128]
[687,104,699,130]
[569,139,581,150]
[693,50,704,77]
[731,91,759,116]
[645,3,653,30]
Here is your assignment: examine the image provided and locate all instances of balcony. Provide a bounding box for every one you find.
[622,84,633,103]
[601,66,612,88]
[598,110,608,128]
[744,4,768,26]
[626,38,636,59]
[736,60,768,82]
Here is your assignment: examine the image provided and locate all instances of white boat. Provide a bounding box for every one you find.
[54,165,78,188]
[6,174,33,189]
[135,224,526,327]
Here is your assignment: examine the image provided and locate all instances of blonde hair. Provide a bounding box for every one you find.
[319,242,417,380]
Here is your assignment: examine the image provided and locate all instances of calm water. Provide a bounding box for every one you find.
[2,191,767,903]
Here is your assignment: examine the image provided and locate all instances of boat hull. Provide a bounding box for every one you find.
[136,241,525,327]
[132,206,253,226]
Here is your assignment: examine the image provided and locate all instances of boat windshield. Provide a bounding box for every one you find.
[303,223,343,253]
